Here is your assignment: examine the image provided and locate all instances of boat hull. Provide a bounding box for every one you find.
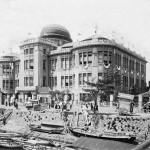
[29,125,64,134]
[69,127,136,142]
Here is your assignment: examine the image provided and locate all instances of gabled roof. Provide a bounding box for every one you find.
[69,137,136,150]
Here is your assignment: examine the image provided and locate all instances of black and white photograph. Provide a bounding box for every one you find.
[0,0,150,149]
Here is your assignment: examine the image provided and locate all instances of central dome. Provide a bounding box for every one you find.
[40,24,72,42]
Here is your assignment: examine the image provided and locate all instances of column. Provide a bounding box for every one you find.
[138,94,142,110]
[110,94,113,108]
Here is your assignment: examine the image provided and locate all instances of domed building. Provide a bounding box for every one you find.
[40,24,72,46]
[0,24,147,108]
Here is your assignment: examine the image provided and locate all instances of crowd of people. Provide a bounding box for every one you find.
[76,113,150,137]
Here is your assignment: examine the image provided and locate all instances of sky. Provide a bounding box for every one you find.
[0,0,150,82]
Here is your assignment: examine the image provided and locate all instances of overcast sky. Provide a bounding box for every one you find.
[0,0,150,82]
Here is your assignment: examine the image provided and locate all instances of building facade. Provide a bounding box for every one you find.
[0,24,147,106]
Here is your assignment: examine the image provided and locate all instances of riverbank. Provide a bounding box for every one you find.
[1,104,150,144]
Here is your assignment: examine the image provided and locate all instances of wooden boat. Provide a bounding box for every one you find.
[41,122,64,128]
[29,124,64,134]
[0,132,21,138]
[12,137,60,150]
[69,127,136,142]
[0,137,22,149]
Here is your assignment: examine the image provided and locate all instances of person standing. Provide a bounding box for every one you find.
[130,101,134,114]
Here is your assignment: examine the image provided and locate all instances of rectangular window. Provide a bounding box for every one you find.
[88,52,92,64]
[29,48,34,54]
[15,64,19,74]
[52,60,55,70]
[3,80,6,89]
[10,80,13,89]
[43,77,46,87]
[130,77,134,87]
[24,77,29,86]
[26,77,29,86]
[98,51,103,64]
[6,80,9,89]
[66,58,69,69]
[65,76,69,86]
[43,49,46,54]
[29,59,34,69]
[54,59,57,70]
[24,60,29,70]
[69,76,73,86]
[87,73,92,81]
[79,74,82,85]
[61,76,64,87]
[83,52,87,66]
[83,73,86,85]
[61,58,65,69]
[130,59,134,71]
[15,79,19,87]
[26,49,28,55]
[79,53,82,65]
[73,74,75,85]
[29,77,34,86]
[136,78,139,88]
[136,62,140,72]
[69,57,72,68]
[123,56,128,69]
[141,64,144,74]
[55,77,57,86]
[43,60,46,71]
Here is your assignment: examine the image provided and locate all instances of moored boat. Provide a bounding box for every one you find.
[12,137,61,150]
[29,123,64,134]
[41,122,64,128]
[0,137,22,149]
[69,127,136,142]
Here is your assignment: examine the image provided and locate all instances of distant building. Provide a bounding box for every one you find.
[0,24,147,106]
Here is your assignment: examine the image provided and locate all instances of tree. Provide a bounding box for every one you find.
[83,71,123,113]
[50,89,70,103]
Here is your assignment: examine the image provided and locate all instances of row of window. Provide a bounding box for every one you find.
[3,80,13,90]
[49,77,57,87]
[61,57,73,69]
[24,77,34,86]
[79,73,92,85]
[2,64,14,75]
[24,59,34,70]
[49,59,57,71]
[115,53,144,73]
[79,52,92,66]
[61,75,75,87]
[24,48,34,55]
[49,52,144,74]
